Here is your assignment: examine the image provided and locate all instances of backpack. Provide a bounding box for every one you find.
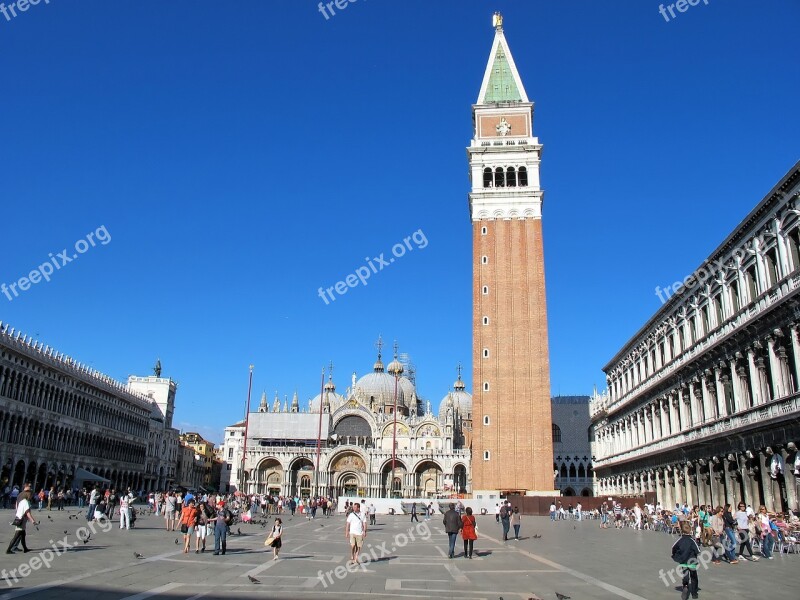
[223,509,233,525]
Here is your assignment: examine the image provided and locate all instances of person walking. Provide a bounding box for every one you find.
[721,505,739,563]
[164,491,177,532]
[195,501,210,553]
[734,502,759,561]
[443,502,462,558]
[549,502,556,523]
[495,503,501,523]
[212,500,231,556]
[511,507,522,540]
[119,490,133,530]
[344,502,366,564]
[368,503,376,526]
[461,506,477,559]
[265,517,283,560]
[86,486,99,521]
[6,484,36,554]
[411,502,419,522]
[671,521,701,600]
[499,503,511,541]
[180,499,198,554]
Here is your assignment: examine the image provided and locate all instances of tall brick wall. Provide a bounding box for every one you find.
[472,217,554,492]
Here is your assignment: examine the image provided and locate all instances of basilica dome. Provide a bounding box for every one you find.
[439,374,473,421]
[355,355,407,412]
[309,376,346,413]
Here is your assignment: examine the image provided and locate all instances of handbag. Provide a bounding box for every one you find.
[264,536,274,546]
[180,523,188,534]
[11,517,22,527]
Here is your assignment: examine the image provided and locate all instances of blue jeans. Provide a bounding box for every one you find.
[762,534,774,558]
[513,524,520,539]
[501,518,510,540]
[214,526,227,553]
[724,529,737,561]
[447,532,458,557]
[86,503,96,520]
[550,511,556,522]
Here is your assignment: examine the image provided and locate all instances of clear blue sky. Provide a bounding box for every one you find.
[2,1,798,444]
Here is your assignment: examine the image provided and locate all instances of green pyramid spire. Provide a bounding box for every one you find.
[481,42,523,103]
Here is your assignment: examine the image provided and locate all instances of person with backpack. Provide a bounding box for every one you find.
[671,520,701,600]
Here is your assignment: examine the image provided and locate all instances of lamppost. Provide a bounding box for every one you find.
[240,365,254,494]
[387,343,404,499]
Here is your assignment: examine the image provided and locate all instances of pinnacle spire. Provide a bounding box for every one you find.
[477,14,528,104]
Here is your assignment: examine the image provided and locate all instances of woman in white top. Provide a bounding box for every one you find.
[6,486,37,553]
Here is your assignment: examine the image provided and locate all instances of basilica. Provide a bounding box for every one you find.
[220,345,472,499]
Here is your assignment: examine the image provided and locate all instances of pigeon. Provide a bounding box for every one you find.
[134,552,144,559]
[529,595,544,600]
[175,538,179,544]
[64,530,68,535]
[47,515,52,520]
[555,594,571,600]
[83,535,90,544]
[247,575,260,584]
[532,534,542,539]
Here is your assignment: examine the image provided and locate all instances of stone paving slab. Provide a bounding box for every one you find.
[0,507,797,599]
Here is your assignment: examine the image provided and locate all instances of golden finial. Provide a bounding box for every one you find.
[492,12,503,31]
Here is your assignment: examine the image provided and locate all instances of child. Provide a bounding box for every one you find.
[671,521,701,600]
[266,517,283,560]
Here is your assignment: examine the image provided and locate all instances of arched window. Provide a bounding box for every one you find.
[506,167,517,187]
[560,464,568,479]
[518,166,528,187]
[494,167,505,187]
[552,423,562,443]
[765,248,779,288]
[569,464,577,478]
[483,168,493,188]
[787,228,800,272]
[745,264,758,301]
[577,464,586,478]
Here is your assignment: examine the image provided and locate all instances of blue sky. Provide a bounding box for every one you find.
[1,0,798,444]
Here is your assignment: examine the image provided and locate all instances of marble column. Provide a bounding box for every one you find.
[759,450,775,512]
[747,346,762,406]
[766,334,786,398]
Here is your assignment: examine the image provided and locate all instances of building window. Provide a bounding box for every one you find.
[483,415,490,425]
[483,316,489,325]
[483,382,490,391]
[482,286,488,295]
[483,450,490,461]
[483,348,489,358]
[481,226,487,235]
[226,464,231,470]
[494,167,505,187]
[482,255,488,265]
[518,166,528,186]
[227,448,233,459]
[483,168,493,188]
[745,264,759,301]
[765,248,779,287]
[787,228,800,271]
[506,167,517,187]
[552,423,562,443]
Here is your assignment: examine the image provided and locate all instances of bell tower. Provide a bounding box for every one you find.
[468,13,555,496]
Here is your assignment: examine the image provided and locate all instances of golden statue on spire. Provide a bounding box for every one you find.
[492,12,503,31]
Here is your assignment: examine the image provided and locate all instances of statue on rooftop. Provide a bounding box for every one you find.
[154,359,162,378]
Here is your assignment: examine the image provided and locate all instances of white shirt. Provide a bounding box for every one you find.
[549,504,556,512]
[347,511,365,536]
[15,497,31,520]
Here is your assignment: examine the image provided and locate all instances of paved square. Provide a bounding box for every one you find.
[1,507,797,599]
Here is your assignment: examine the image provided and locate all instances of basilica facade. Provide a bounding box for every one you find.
[220,348,472,499]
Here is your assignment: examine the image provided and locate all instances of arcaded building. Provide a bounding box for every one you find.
[591,162,800,513]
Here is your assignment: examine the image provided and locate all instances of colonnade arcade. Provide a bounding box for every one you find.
[0,457,144,492]
[597,442,799,513]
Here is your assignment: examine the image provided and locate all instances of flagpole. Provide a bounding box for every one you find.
[241,365,254,494]
[314,366,325,498]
